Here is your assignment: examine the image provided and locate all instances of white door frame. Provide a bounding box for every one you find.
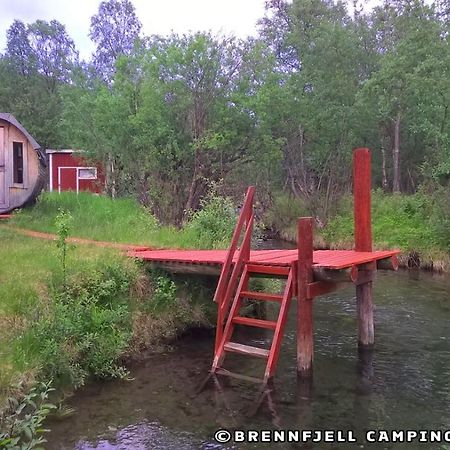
[57,166,97,194]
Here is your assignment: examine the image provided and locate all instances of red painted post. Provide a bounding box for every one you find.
[297,217,314,378]
[353,148,374,349]
[353,148,372,253]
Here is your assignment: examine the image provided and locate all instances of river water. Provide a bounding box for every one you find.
[46,245,450,450]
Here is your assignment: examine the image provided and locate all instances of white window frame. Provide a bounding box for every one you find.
[77,167,97,180]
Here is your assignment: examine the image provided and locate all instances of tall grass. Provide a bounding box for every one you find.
[11,192,159,245]
[10,191,236,249]
[322,190,450,270]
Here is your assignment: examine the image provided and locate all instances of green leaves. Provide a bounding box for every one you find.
[0,381,56,450]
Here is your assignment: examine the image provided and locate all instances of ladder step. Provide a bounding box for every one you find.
[215,367,263,384]
[233,316,277,330]
[224,342,270,358]
[240,290,283,302]
[246,264,290,276]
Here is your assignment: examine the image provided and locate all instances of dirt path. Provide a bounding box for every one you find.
[2,225,150,252]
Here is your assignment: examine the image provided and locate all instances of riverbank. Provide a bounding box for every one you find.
[0,192,232,446]
[0,225,215,396]
[265,190,450,273]
[45,270,450,449]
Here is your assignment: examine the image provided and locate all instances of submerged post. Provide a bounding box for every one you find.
[353,148,374,349]
[297,217,314,378]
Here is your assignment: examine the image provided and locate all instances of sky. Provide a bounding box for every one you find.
[0,0,383,60]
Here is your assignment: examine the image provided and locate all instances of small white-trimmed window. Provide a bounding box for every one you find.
[13,142,24,184]
[78,167,97,180]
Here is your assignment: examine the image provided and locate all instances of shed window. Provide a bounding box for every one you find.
[13,142,24,184]
[78,167,97,180]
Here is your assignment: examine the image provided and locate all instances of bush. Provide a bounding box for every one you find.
[183,194,236,249]
[16,263,136,388]
[0,381,56,450]
[263,192,309,233]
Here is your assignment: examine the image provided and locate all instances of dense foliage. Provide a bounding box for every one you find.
[1,0,449,225]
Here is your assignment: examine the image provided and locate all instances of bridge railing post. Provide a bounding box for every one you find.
[353,148,374,349]
[213,186,254,353]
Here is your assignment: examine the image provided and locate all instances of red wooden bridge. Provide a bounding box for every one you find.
[129,148,400,388]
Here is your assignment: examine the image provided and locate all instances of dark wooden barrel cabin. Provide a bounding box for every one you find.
[0,113,46,214]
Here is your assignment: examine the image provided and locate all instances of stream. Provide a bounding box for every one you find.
[46,241,450,450]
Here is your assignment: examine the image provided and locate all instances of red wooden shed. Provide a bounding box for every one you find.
[46,149,105,194]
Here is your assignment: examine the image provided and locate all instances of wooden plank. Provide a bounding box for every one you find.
[232,316,277,330]
[129,248,400,270]
[215,213,254,353]
[247,264,290,276]
[297,217,314,378]
[215,368,263,384]
[214,187,254,303]
[223,342,270,358]
[146,262,221,276]
[265,269,294,381]
[239,291,283,302]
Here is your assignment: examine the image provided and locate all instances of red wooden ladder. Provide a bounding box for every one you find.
[211,187,294,384]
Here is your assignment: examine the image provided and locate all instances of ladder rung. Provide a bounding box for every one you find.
[240,290,283,302]
[224,342,270,358]
[233,316,277,330]
[215,368,263,384]
[246,264,290,276]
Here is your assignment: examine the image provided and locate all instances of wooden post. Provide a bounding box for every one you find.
[297,217,314,378]
[353,148,374,349]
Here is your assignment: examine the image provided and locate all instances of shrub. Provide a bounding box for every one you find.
[16,263,136,388]
[0,381,56,450]
[184,194,236,249]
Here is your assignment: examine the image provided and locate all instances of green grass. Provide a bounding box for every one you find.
[10,192,160,245]
[322,190,450,270]
[9,191,235,249]
[0,225,215,411]
[0,227,124,404]
[0,189,231,411]
[0,191,230,443]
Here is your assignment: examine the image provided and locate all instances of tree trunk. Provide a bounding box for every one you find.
[380,137,388,192]
[106,154,116,199]
[392,112,401,193]
[184,174,198,221]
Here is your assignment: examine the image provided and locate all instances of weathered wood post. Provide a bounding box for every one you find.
[297,217,314,377]
[353,148,374,349]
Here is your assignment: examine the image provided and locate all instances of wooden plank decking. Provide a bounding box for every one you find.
[128,248,399,270]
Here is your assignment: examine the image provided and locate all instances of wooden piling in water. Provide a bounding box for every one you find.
[297,217,314,378]
[353,148,375,349]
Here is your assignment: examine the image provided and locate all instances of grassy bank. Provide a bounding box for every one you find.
[264,190,450,272]
[1,192,235,446]
[0,227,214,402]
[9,191,236,249]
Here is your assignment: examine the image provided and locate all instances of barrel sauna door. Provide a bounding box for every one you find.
[0,127,7,209]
